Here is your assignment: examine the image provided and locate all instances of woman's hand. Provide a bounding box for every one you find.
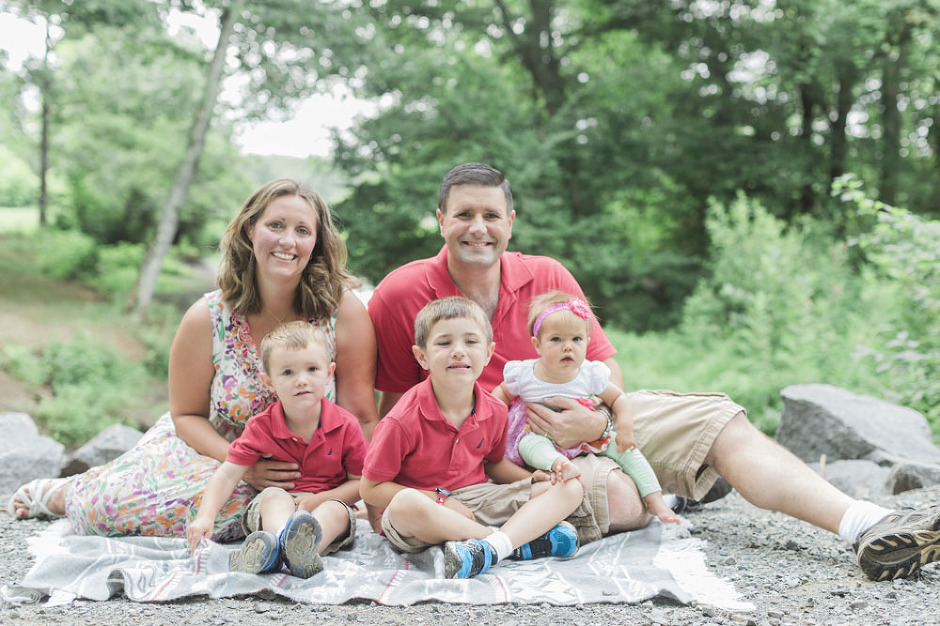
[525,397,605,449]
[242,455,301,491]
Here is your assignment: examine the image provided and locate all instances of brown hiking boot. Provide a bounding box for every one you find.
[853,505,940,581]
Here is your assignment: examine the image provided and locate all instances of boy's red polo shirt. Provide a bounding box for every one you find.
[227,398,366,493]
[363,378,508,492]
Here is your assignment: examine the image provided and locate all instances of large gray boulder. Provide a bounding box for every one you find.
[809,459,894,500]
[0,413,64,497]
[61,424,143,476]
[777,384,940,493]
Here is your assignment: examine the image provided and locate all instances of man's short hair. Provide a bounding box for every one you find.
[413,297,493,349]
[260,321,331,373]
[438,162,514,214]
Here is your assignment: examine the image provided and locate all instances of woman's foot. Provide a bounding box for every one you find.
[7,477,70,519]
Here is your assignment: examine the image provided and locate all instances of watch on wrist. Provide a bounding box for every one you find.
[435,487,451,504]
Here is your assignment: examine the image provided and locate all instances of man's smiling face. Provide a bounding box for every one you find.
[437,184,515,270]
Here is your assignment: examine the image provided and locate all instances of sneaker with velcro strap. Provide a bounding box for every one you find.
[511,521,579,560]
[443,538,498,578]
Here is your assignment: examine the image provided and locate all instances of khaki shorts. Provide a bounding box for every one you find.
[383,390,743,550]
[568,390,744,544]
[381,480,534,553]
[242,487,356,555]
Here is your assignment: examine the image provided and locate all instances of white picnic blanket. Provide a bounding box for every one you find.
[4,518,752,610]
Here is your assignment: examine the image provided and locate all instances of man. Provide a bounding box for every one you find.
[368,162,940,581]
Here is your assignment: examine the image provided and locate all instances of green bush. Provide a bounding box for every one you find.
[89,242,146,299]
[838,177,940,427]
[0,146,39,207]
[1,333,145,446]
[33,229,99,281]
[611,190,926,436]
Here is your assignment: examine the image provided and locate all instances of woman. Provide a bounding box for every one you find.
[8,179,379,539]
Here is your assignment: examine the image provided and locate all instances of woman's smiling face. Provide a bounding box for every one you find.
[248,194,319,283]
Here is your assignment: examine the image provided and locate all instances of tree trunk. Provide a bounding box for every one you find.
[797,83,816,216]
[38,18,53,228]
[494,0,567,117]
[879,21,911,207]
[128,6,238,317]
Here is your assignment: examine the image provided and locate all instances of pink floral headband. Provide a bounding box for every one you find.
[532,298,593,336]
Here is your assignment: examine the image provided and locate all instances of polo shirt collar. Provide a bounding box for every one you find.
[268,399,338,441]
[428,245,535,298]
[415,377,481,431]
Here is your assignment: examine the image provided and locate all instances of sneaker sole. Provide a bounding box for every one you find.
[443,542,467,578]
[229,532,279,574]
[857,517,940,581]
[282,515,324,579]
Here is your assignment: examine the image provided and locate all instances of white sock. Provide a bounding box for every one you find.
[485,530,514,562]
[662,494,682,509]
[838,501,892,544]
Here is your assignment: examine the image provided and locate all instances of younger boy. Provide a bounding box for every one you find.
[360,297,584,579]
[187,322,366,579]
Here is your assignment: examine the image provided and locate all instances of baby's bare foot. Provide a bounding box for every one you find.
[551,459,582,482]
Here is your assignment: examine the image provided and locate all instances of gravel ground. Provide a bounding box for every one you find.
[2,488,939,626]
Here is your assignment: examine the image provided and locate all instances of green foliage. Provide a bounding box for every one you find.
[838,177,940,425]
[0,207,39,233]
[34,229,98,280]
[612,186,939,436]
[88,242,146,300]
[0,145,38,207]
[1,334,145,446]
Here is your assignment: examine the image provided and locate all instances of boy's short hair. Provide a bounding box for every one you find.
[260,321,332,373]
[414,297,492,349]
[527,289,594,336]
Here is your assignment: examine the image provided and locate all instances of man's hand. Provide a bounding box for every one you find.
[242,455,301,491]
[525,397,605,448]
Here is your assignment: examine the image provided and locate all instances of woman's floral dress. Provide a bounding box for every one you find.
[64,290,337,539]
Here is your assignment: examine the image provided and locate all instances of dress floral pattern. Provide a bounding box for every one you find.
[65,290,337,539]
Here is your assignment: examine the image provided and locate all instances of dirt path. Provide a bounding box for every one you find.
[0,252,218,428]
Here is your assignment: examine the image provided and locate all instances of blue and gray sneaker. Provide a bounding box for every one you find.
[278,511,324,578]
[443,538,498,578]
[512,521,579,560]
[229,530,281,574]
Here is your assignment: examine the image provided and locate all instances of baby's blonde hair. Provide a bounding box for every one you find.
[260,321,332,373]
[527,290,594,337]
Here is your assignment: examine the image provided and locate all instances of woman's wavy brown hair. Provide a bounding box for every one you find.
[217,178,361,319]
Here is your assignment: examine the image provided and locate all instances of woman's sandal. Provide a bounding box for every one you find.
[6,477,71,520]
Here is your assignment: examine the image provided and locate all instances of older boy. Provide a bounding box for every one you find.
[360,297,583,579]
[187,322,366,578]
